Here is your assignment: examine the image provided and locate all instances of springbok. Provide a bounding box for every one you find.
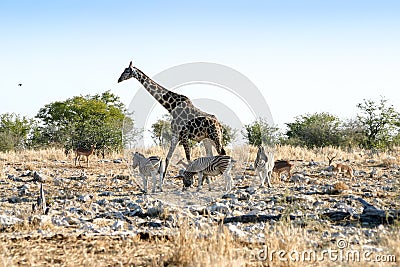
[327,156,354,179]
[74,144,96,167]
[273,160,292,179]
[333,163,355,179]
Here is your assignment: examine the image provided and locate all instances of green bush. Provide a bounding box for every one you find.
[0,113,32,152]
[356,97,399,150]
[242,118,280,146]
[31,90,135,152]
[285,112,342,148]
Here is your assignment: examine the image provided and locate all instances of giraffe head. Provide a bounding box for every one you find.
[118,61,138,83]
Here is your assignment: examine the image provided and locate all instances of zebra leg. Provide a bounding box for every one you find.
[266,170,272,188]
[159,172,163,192]
[197,171,203,191]
[151,172,157,193]
[140,174,148,193]
[224,172,232,191]
[258,171,265,188]
[204,174,211,191]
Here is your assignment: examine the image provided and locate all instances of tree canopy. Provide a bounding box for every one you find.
[32,91,134,153]
[0,113,32,151]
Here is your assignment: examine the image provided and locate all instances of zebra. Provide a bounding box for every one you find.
[254,146,274,188]
[132,152,164,193]
[177,155,234,192]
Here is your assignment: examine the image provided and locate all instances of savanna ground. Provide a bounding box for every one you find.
[0,145,399,266]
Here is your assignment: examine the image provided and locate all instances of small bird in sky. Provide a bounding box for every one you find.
[18,83,22,86]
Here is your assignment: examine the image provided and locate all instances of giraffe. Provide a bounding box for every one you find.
[118,61,226,178]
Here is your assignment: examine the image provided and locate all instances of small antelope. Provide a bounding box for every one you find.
[273,160,292,179]
[333,163,354,179]
[327,155,337,166]
[327,156,354,179]
[74,144,96,167]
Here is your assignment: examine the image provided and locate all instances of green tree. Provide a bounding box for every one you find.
[221,123,237,146]
[339,118,366,149]
[32,91,134,152]
[0,113,33,151]
[285,112,341,148]
[243,118,280,146]
[356,97,399,149]
[151,114,173,147]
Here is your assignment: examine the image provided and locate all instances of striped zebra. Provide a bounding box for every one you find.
[132,152,164,193]
[177,155,234,192]
[254,146,274,188]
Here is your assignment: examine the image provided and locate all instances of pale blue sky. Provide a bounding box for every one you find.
[1,1,399,131]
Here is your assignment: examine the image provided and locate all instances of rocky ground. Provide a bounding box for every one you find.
[0,147,399,266]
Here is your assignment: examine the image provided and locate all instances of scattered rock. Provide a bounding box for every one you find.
[112,220,125,230]
[0,215,23,227]
[77,194,93,202]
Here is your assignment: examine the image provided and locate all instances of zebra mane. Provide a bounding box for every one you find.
[134,152,145,158]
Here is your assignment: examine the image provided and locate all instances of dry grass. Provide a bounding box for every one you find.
[0,146,399,266]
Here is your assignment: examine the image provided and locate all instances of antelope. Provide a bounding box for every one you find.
[327,156,354,179]
[74,144,96,167]
[273,160,292,179]
[333,163,354,179]
[327,155,337,166]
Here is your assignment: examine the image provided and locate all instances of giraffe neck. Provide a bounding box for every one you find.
[133,67,187,113]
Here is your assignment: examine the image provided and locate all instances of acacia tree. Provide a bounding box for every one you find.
[285,112,342,148]
[151,114,173,147]
[0,113,32,151]
[32,91,134,153]
[356,97,399,149]
[243,118,280,147]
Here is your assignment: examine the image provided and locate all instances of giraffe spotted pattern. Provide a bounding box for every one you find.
[118,61,226,178]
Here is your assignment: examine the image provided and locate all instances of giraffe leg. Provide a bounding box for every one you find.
[211,137,225,155]
[181,140,191,161]
[203,139,213,157]
[165,135,179,179]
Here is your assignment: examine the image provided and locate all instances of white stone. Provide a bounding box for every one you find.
[112,220,125,231]
[0,215,23,226]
